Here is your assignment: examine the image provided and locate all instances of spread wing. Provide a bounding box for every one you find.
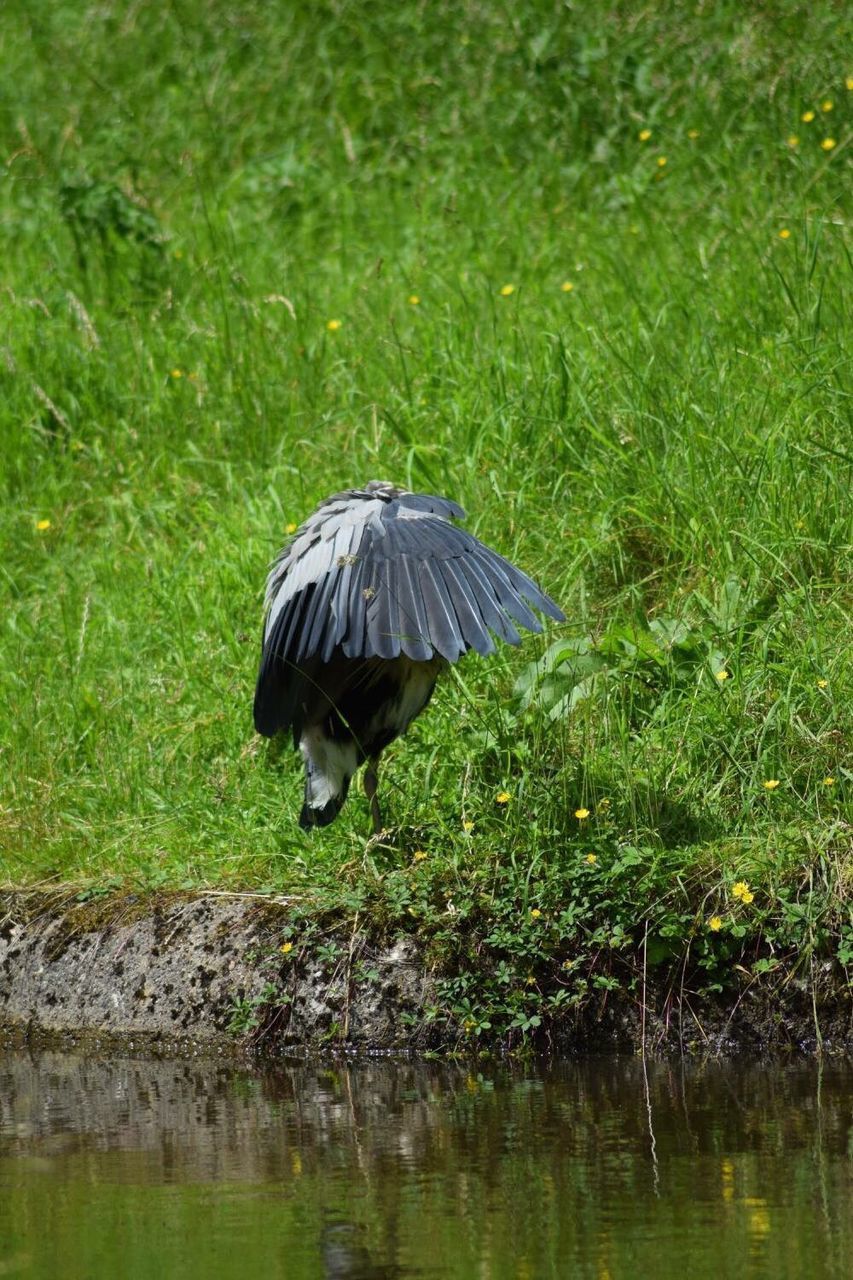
[253,487,564,736]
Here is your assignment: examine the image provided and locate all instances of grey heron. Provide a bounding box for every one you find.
[253,481,564,832]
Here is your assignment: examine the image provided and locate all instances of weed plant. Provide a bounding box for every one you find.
[1,1,850,1040]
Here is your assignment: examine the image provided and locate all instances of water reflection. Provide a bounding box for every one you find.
[0,1051,850,1278]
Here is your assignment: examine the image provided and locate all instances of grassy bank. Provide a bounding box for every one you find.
[1,2,850,1041]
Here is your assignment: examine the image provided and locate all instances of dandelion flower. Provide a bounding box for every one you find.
[574,808,590,820]
[285,522,298,535]
[817,678,828,689]
[687,129,700,139]
[408,295,420,305]
[820,137,836,151]
[36,518,51,532]
[495,791,511,805]
[778,228,791,239]
[638,128,652,141]
[763,779,780,790]
[413,849,428,860]
[326,318,342,331]
[462,819,474,833]
[821,99,833,112]
[716,670,730,682]
[657,156,667,167]
[170,368,183,378]
[708,916,723,932]
[560,280,574,292]
[280,941,293,955]
[499,284,515,297]
[530,908,542,919]
[585,853,597,865]
[801,110,815,122]
[822,776,835,786]
[847,76,853,91]
[732,881,753,903]
[787,135,799,147]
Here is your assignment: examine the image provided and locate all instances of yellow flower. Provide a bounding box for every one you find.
[732,881,754,904]
[787,135,799,147]
[847,77,853,92]
[822,777,836,786]
[530,908,542,919]
[495,791,511,805]
[821,99,833,112]
[280,941,293,955]
[763,779,780,790]
[462,819,474,832]
[36,518,51,532]
[820,137,836,151]
[638,128,652,141]
[657,156,667,167]
[408,294,420,305]
[574,808,590,820]
[170,368,183,378]
[778,228,791,240]
[585,853,597,865]
[285,522,297,534]
[708,916,723,932]
[413,849,428,860]
[801,110,815,122]
[817,678,828,688]
[499,284,515,296]
[715,670,730,682]
[326,319,342,331]
[687,129,700,139]
[560,280,574,292]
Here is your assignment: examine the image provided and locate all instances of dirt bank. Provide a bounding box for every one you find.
[1,889,850,1055]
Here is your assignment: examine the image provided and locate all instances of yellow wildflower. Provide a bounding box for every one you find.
[817,678,828,689]
[413,849,428,861]
[408,294,420,305]
[715,670,730,682]
[687,129,700,139]
[778,228,791,240]
[638,128,652,141]
[708,916,723,932]
[496,791,511,805]
[787,135,799,147]
[847,77,853,91]
[530,908,542,919]
[280,941,293,955]
[585,853,597,865]
[560,280,574,292]
[170,368,183,378]
[36,519,51,532]
[462,820,474,833]
[732,881,754,905]
[499,284,515,297]
[285,522,298,535]
[657,156,667,167]
[801,110,815,122]
[574,808,590,820]
[822,777,835,786]
[820,137,836,151]
[326,319,342,331]
[763,779,780,790]
[821,99,833,112]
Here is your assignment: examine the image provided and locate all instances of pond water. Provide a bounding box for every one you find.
[0,1050,849,1279]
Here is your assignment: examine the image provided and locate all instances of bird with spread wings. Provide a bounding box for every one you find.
[254,481,564,832]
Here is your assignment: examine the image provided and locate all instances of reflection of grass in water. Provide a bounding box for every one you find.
[1,1,850,1035]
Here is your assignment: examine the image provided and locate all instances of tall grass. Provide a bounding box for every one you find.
[1,1,850,1029]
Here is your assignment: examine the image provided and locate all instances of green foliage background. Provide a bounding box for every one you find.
[1,1,850,1034]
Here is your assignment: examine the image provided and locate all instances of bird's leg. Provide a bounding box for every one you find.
[363,758,382,835]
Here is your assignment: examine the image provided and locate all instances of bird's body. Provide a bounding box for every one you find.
[253,481,563,830]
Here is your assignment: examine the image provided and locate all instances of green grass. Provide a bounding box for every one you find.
[1,1,850,1039]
